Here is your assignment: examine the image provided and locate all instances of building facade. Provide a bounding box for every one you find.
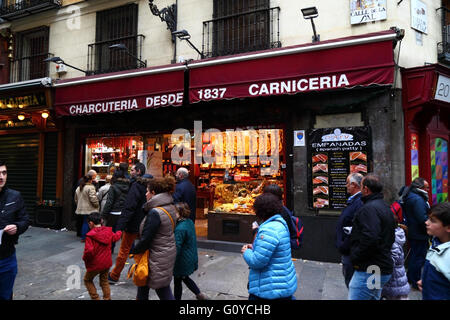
[0,0,448,262]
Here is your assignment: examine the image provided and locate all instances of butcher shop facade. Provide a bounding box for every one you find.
[55,29,405,262]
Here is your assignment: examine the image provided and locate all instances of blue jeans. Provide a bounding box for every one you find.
[348,270,391,300]
[0,253,18,300]
[81,216,90,240]
[407,239,428,288]
[341,255,354,289]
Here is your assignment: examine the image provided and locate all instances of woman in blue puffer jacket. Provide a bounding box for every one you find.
[242,193,297,300]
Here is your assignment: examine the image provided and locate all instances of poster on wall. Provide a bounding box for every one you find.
[307,127,371,210]
[350,0,387,25]
[411,0,427,34]
[411,133,420,181]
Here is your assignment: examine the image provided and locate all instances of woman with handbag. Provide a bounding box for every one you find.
[130,176,177,300]
[75,170,99,242]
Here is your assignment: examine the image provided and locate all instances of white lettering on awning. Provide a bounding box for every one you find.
[247,74,349,96]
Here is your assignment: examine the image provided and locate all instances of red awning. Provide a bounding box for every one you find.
[54,64,185,116]
[188,30,397,103]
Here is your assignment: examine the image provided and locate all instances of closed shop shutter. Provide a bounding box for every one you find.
[42,132,58,201]
[0,134,39,222]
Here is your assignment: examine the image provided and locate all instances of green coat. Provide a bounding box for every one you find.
[173,218,198,277]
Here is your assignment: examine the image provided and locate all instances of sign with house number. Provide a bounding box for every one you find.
[434,74,450,104]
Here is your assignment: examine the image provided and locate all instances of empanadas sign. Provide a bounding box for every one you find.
[307,127,371,210]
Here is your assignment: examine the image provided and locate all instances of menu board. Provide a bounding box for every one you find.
[307,127,371,210]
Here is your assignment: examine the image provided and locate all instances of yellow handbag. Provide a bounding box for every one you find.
[127,207,175,286]
[127,249,149,287]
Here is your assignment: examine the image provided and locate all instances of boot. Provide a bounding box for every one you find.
[196,292,209,300]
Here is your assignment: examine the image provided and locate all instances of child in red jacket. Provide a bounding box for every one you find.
[82,212,122,300]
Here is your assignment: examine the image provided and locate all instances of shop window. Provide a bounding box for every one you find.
[10,26,50,82]
[203,0,280,58]
[430,137,448,204]
[85,136,143,181]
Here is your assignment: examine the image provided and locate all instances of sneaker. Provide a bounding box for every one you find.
[108,273,118,284]
[196,293,209,300]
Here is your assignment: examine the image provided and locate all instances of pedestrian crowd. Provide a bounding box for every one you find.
[1,158,449,301]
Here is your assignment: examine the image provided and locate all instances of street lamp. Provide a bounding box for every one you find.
[43,56,88,75]
[172,29,204,59]
[301,7,320,43]
[108,43,147,68]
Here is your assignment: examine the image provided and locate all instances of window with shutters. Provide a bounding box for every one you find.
[87,3,145,75]
[9,26,51,82]
[202,0,280,58]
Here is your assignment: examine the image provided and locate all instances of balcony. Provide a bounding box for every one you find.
[9,52,53,83]
[202,6,281,58]
[87,34,145,75]
[438,24,450,65]
[0,0,62,21]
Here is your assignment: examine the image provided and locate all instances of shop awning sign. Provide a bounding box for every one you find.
[188,30,396,104]
[54,66,185,116]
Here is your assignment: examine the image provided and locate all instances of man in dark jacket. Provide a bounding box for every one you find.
[0,161,29,300]
[401,177,430,289]
[173,168,196,222]
[109,162,151,282]
[335,172,364,288]
[348,174,396,300]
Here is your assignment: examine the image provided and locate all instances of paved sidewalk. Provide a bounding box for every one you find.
[13,226,421,300]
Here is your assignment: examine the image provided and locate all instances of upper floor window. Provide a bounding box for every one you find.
[88,3,145,75]
[10,26,51,82]
[438,0,450,64]
[203,0,280,58]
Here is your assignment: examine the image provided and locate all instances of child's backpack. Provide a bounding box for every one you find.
[390,200,405,225]
[289,215,304,250]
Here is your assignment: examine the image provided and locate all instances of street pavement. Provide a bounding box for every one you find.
[13,226,422,301]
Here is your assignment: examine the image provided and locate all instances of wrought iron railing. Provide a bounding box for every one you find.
[0,0,61,19]
[438,24,450,62]
[9,52,53,83]
[202,6,281,58]
[87,34,145,75]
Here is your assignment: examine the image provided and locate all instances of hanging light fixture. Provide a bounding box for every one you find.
[41,111,49,119]
[17,114,25,121]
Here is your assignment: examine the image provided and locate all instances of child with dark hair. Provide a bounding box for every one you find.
[173,202,208,300]
[418,202,450,300]
[82,212,122,300]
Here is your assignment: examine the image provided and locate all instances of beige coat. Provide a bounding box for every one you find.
[140,192,177,289]
[75,183,99,215]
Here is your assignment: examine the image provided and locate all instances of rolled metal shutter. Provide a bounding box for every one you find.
[0,134,39,223]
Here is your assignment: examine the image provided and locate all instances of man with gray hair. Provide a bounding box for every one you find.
[335,172,364,288]
[173,167,196,222]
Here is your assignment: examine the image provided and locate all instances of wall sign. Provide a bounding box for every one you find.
[350,0,387,25]
[294,130,305,147]
[411,0,427,34]
[307,127,371,209]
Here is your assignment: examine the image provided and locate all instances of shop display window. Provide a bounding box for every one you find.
[85,136,143,180]
[430,137,448,204]
[201,128,286,215]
